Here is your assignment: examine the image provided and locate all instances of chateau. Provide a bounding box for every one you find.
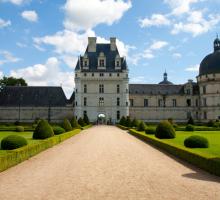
[0,37,220,123]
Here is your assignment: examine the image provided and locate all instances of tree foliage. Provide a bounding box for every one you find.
[0,76,27,89]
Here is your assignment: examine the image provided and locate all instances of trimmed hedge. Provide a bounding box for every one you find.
[184,135,209,148]
[117,124,129,130]
[16,126,24,132]
[33,120,54,139]
[0,129,81,172]
[129,129,220,177]
[145,128,156,135]
[53,126,66,135]
[1,135,27,150]
[155,120,176,139]
[185,124,194,131]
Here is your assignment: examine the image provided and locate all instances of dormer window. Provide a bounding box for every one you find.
[83,54,89,69]
[115,55,121,69]
[98,52,106,69]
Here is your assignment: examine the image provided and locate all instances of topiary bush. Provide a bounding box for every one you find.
[187,117,195,125]
[131,118,139,128]
[14,121,21,126]
[125,116,132,127]
[184,135,209,148]
[207,120,215,127]
[145,127,156,135]
[155,120,176,139]
[213,122,220,128]
[185,124,194,131]
[137,121,146,131]
[1,135,27,150]
[78,117,86,127]
[62,118,72,132]
[70,116,80,129]
[16,126,24,132]
[119,116,126,126]
[33,119,54,139]
[53,126,65,135]
[83,114,90,125]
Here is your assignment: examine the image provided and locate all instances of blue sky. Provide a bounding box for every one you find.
[0,0,220,97]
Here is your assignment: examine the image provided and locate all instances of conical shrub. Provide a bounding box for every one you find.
[62,118,72,132]
[33,119,54,139]
[70,116,79,128]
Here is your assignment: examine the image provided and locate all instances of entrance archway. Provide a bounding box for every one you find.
[97,113,106,124]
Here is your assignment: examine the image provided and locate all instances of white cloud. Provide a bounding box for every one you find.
[185,64,199,72]
[139,14,170,28]
[10,57,75,97]
[1,0,29,5]
[16,42,27,48]
[0,50,21,65]
[171,11,220,37]
[172,53,182,59]
[63,0,131,31]
[130,76,146,83]
[0,18,11,28]
[21,10,38,22]
[149,41,168,50]
[164,0,199,16]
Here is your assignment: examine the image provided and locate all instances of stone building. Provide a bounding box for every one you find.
[0,36,219,123]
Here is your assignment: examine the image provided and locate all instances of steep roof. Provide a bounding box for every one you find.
[75,44,127,72]
[129,84,184,95]
[0,86,68,107]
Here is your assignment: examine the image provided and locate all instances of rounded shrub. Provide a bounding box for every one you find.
[207,120,215,127]
[145,127,156,135]
[62,118,72,132]
[1,135,27,150]
[53,126,65,135]
[155,120,176,139]
[125,116,132,127]
[16,126,24,132]
[187,117,195,125]
[184,135,209,148]
[78,117,86,127]
[137,121,146,131]
[33,119,54,139]
[185,124,194,131]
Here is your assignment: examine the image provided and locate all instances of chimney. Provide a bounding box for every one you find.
[110,37,116,51]
[88,37,97,52]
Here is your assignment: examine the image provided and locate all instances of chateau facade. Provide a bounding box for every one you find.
[0,37,220,123]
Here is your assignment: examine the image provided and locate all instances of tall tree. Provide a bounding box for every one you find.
[0,76,27,88]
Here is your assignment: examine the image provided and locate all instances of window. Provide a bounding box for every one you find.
[84,110,87,116]
[100,73,104,77]
[158,99,163,107]
[172,99,177,107]
[203,86,206,94]
[84,97,87,106]
[203,98,207,106]
[92,73,94,77]
[99,59,105,67]
[76,89,78,93]
[187,112,191,119]
[126,101,128,106]
[130,99,134,107]
[196,112,199,119]
[204,111,207,119]
[195,99,199,107]
[117,84,120,93]
[117,97,120,106]
[75,74,77,77]
[117,73,120,77]
[117,111,120,120]
[84,73,87,77]
[99,84,104,93]
[187,99,191,107]
[186,89,191,95]
[109,73,112,77]
[144,99,148,107]
[84,60,88,67]
[75,101,77,106]
[116,61,120,67]
[84,84,87,93]
[99,97,104,106]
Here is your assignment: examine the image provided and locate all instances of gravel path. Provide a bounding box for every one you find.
[0,125,220,200]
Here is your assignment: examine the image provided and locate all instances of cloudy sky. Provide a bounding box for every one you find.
[0,0,220,97]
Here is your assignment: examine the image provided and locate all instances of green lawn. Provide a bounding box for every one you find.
[0,131,39,155]
[145,131,220,158]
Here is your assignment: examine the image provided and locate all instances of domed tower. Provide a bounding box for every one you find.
[197,36,220,122]
[158,71,173,85]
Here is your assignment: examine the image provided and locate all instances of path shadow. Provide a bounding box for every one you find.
[182,172,220,183]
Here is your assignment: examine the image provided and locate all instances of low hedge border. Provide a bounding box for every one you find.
[81,124,93,130]
[0,129,81,172]
[116,124,129,130]
[128,129,220,177]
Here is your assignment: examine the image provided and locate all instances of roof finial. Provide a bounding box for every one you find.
[216,33,218,39]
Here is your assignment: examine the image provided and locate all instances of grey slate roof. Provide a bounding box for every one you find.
[75,44,127,72]
[0,86,68,107]
[129,84,184,95]
[158,80,174,85]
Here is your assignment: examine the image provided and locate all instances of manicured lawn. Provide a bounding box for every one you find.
[0,131,39,155]
[144,131,220,157]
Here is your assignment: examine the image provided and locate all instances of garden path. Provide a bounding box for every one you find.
[0,125,220,200]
